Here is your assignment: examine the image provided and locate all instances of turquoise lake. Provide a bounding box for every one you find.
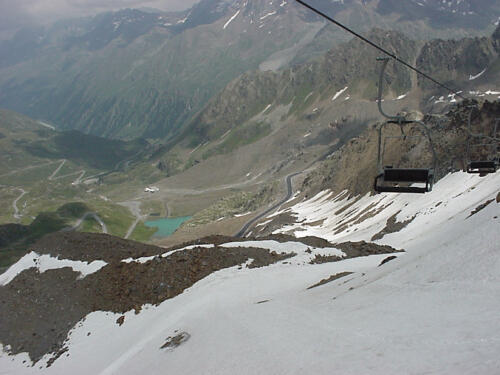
[145,216,191,237]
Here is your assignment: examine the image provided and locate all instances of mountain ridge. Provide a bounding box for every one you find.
[0,0,498,140]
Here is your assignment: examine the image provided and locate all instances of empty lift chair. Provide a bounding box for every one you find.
[465,111,499,175]
[373,58,437,194]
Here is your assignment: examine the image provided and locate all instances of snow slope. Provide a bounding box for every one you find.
[1,172,499,374]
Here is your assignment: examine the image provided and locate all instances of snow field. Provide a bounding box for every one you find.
[275,172,500,249]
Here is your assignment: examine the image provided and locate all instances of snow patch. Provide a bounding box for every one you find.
[261,104,272,113]
[220,240,346,265]
[332,86,348,102]
[234,212,252,218]
[469,68,486,81]
[0,252,107,286]
[260,11,276,20]
[122,244,216,264]
[223,10,241,30]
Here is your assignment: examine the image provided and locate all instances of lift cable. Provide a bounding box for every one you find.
[294,0,466,100]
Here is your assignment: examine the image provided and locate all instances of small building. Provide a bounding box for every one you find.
[144,186,160,193]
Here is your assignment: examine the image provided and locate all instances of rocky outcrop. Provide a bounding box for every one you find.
[185,28,416,144]
[417,34,498,90]
[302,100,500,196]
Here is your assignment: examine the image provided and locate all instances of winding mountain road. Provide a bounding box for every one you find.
[120,201,145,239]
[12,188,27,220]
[48,159,66,180]
[0,160,60,179]
[234,141,344,237]
[235,172,301,237]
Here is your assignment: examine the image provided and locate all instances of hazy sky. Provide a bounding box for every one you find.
[0,0,200,32]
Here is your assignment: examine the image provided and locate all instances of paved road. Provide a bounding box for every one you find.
[48,159,66,180]
[12,188,27,220]
[120,201,145,239]
[233,141,344,238]
[0,160,60,178]
[125,216,142,239]
[235,172,301,238]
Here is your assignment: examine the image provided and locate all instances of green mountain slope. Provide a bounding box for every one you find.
[0,0,497,141]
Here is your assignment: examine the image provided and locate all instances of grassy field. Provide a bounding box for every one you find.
[129,222,158,242]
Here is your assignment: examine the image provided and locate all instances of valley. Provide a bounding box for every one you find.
[0,0,499,373]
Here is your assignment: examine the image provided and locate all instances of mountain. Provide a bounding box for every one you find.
[0,109,148,179]
[1,9,500,370]
[0,150,498,373]
[0,0,498,140]
[148,25,499,183]
[0,1,326,139]
[376,0,500,28]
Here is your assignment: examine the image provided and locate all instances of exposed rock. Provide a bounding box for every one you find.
[468,199,495,218]
[379,256,398,267]
[417,36,498,90]
[307,272,353,290]
[160,332,190,350]
[29,232,164,263]
[302,101,500,197]
[371,211,416,241]
[0,232,292,363]
[309,254,343,265]
[335,241,403,258]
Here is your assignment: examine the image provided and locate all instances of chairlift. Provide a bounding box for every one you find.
[373,58,437,194]
[465,111,499,175]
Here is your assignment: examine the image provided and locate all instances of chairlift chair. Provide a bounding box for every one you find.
[465,114,499,175]
[374,129,436,194]
[373,58,437,194]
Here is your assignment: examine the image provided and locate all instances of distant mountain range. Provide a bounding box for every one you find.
[0,0,498,141]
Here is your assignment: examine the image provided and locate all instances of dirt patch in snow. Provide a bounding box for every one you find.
[116,316,125,326]
[307,272,353,289]
[335,241,403,258]
[0,232,292,363]
[160,332,190,350]
[310,241,402,264]
[333,202,392,235]
[251,211,299,236]
[310,254,344,264]
[468,199,495,218]
[256,299,270,304]
[371,211,416,241]
[379,255,398,266]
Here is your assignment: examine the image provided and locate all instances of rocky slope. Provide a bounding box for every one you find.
[300,100,500,197]
[417,27,500,92]
[154,25,500,179]
[0,231,398,363]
